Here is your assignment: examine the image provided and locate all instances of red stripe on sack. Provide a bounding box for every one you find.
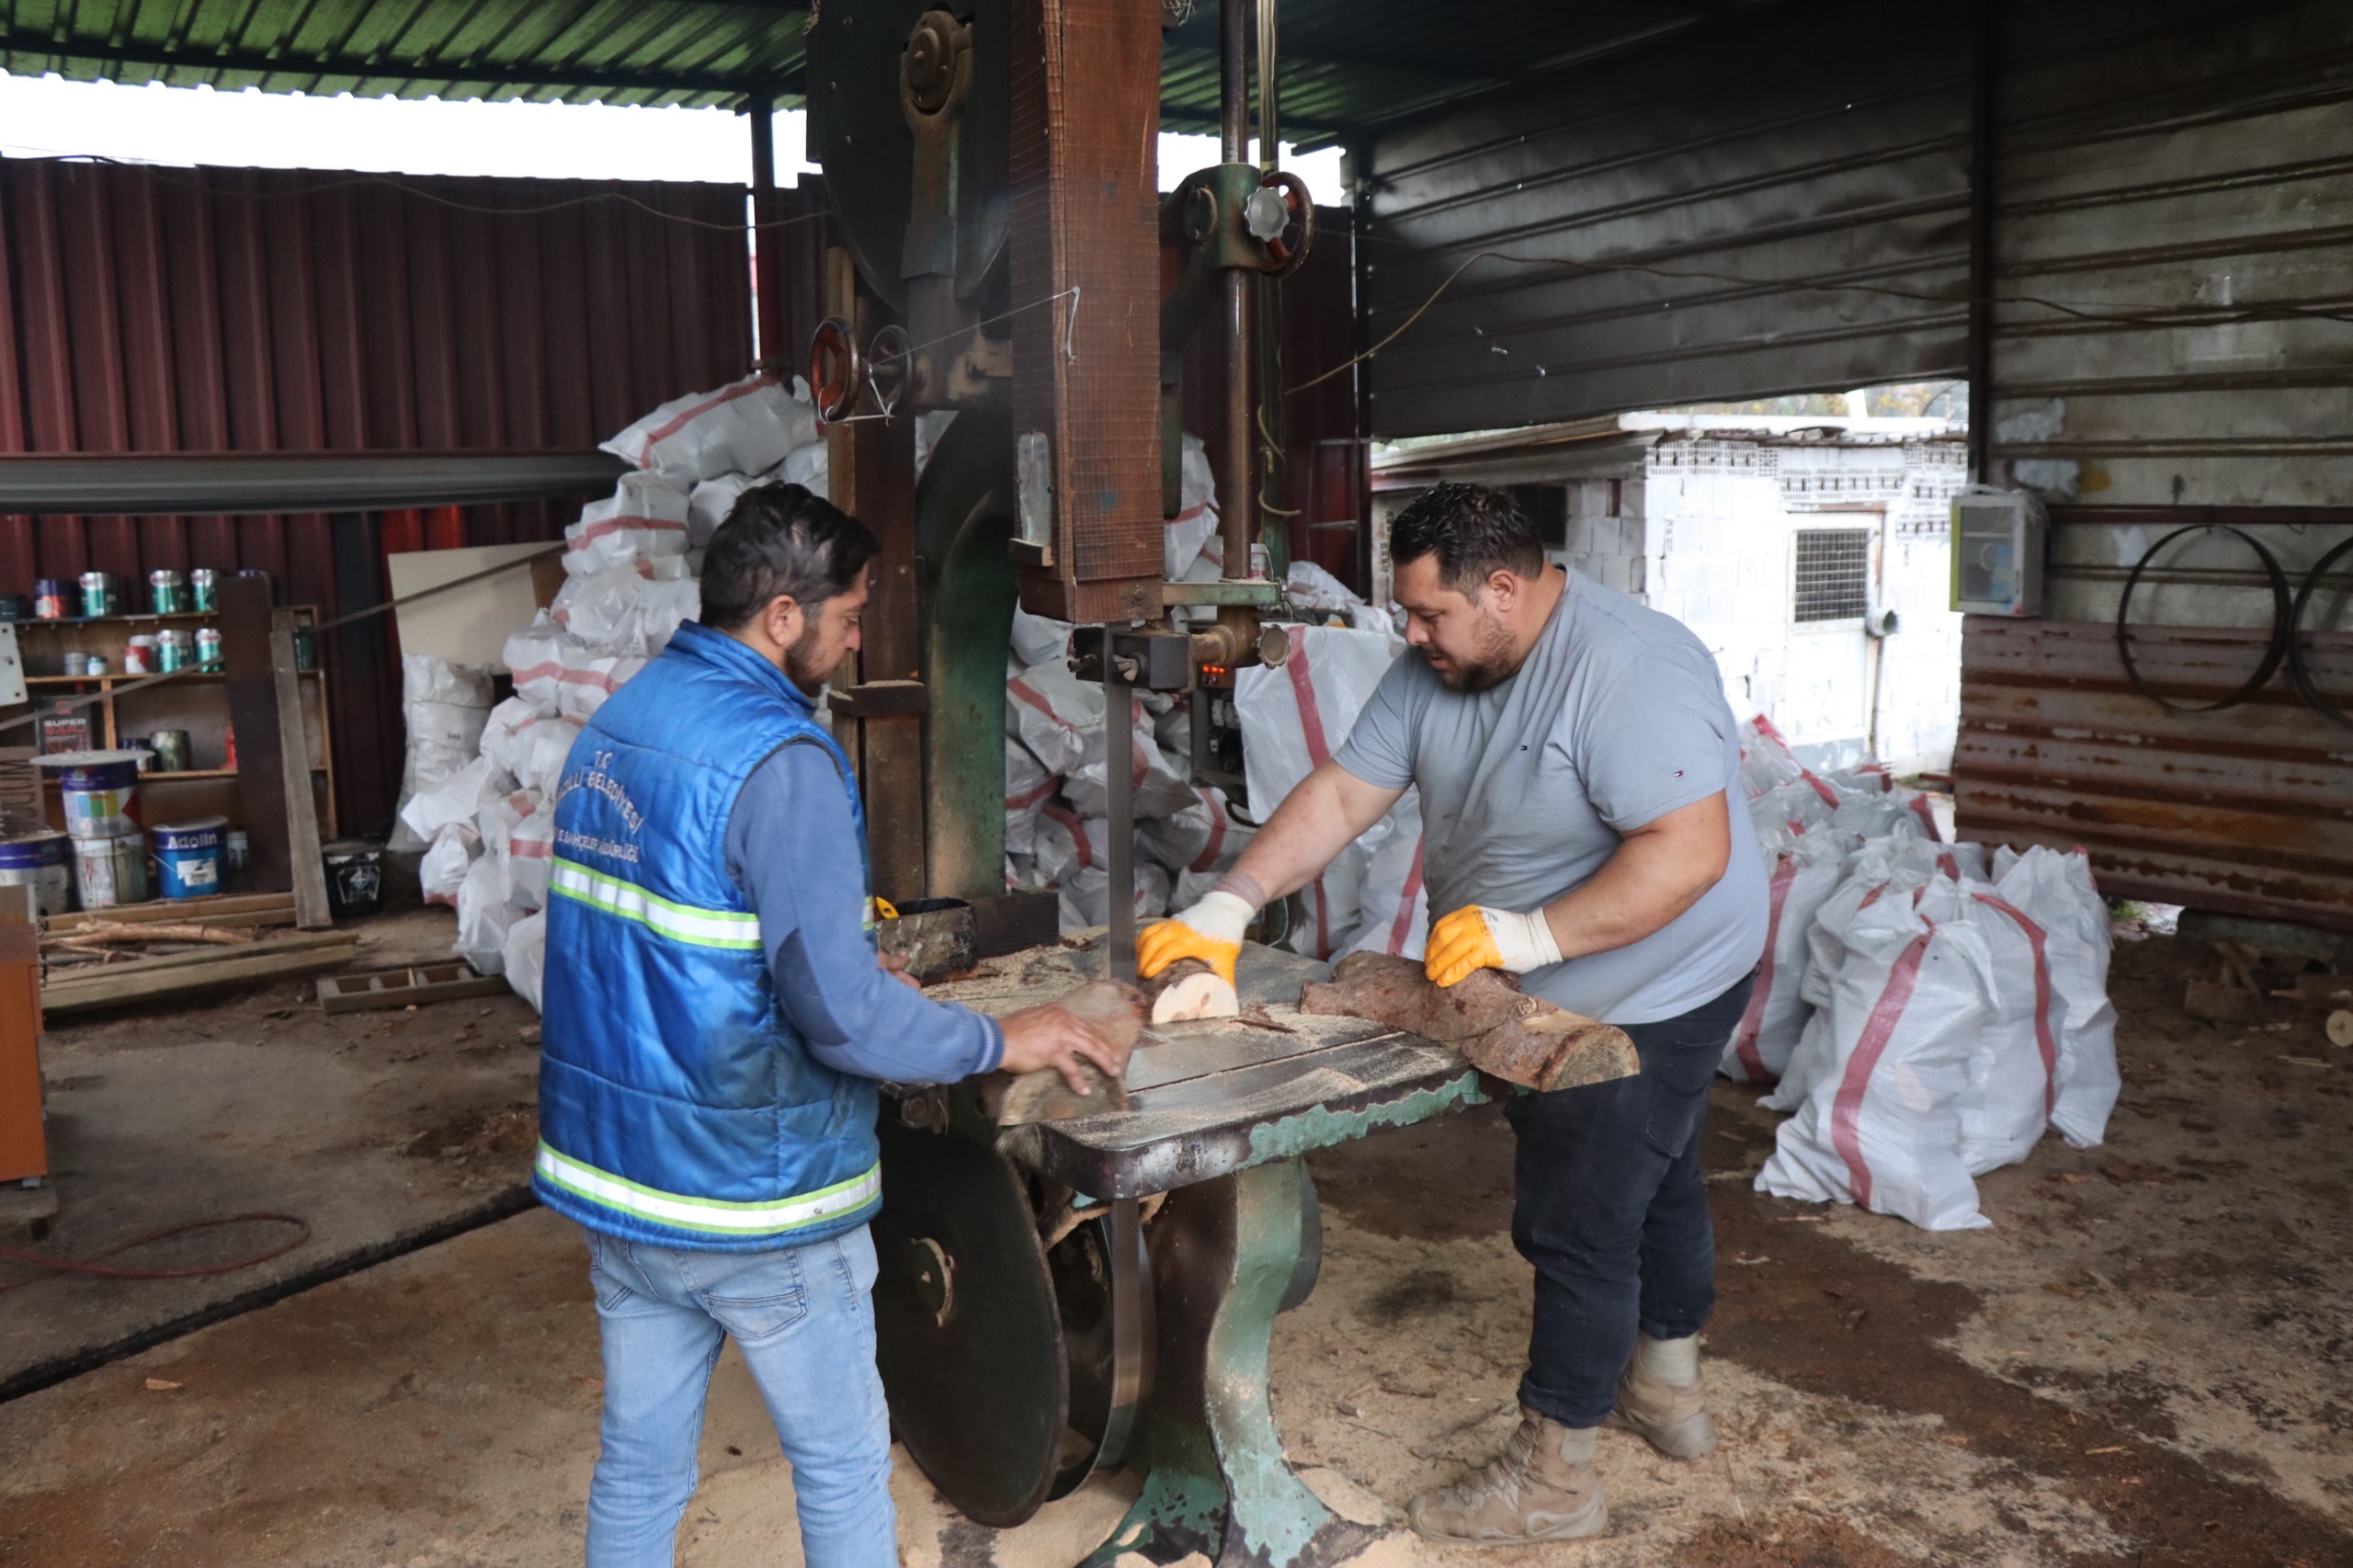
[1800,767,1840,808]
[1187,788,1228,873]
[1006,676,1065,726]
[511,837,552,859]
[1386,838,1427,956]
[1006,776,1058,812]
[638,374,777,450]
[1938,852,1961,880]
[1972,892,2059,1112]
[1284,625,1332,767]
[511,662,615,692]
[1829,926,1935,1209]
[569,514,689,549]
[1908,792,1942,841]
[1729,855,1798,1080]
[1041,802,1093,869]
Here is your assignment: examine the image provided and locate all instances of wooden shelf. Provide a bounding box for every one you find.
[20,670,321,687]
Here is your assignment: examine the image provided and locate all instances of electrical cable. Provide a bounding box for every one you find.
[2113,524,2291,715]
[2286,533,2353,731]
[0,1211,311,1290]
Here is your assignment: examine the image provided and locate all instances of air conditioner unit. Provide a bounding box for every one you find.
[1950,486,2046,617]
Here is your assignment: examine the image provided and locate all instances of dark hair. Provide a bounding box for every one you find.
[1388,482,1544,593]
[699,483,880,631]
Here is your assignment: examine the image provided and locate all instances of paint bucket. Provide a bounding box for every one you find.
[152,816,227,900]
[323,840,383,918]
[77,572,110,619]
[148,569,185,615]
[189,568,219,612]
[72,830,147,910]
[124,635,156,674]
[32,580,65,619]
[0,830,74,918]
[155,629,187,673]
[148,729,191,773]
[38,749,146,838]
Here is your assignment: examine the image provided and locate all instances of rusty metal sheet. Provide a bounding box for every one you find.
[0,157,802,833]
[1952,616,2353,931]
[1006,0,1165,623]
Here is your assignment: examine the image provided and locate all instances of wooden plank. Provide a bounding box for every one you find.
[271,610,334,931]
[0,885,45,1183]
[42,942,364,1016]
[44,892,294,932]
[222,574,294,897]
[42,930,358,985]
[315,962,506,1015]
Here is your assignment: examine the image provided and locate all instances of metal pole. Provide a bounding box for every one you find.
[1964,2,1996,484]
[1221,0,1255,584]
[1105,640,1137,981]
[746,91,786,371]
[1256,0,1279,173]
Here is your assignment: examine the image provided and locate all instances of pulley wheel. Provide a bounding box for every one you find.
[872,1114,1066,1528]
[803,0,1011,311]
[1047,1202,1151,1497]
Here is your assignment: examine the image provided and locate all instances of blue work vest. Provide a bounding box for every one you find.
[534,619,882,1252]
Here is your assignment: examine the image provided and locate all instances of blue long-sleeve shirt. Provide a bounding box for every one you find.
[723,737,1004,1082]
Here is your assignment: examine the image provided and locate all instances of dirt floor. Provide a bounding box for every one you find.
[2,923,2349,1566]
[0,908,542,1398]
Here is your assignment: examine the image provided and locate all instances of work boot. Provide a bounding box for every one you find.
[1611,1333,1718,1459]
[1405,1407,1606,1545]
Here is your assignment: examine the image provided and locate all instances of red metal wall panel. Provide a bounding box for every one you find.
[0,158,837,835]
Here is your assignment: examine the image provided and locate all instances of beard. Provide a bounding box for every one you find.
[1423,614,1518,692]
[783,619,835,696]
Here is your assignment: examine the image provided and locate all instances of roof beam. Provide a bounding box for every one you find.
[0,30,804,99]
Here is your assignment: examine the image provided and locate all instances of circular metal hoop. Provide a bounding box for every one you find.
[2113,523,2291,716]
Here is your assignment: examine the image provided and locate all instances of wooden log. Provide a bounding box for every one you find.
[42,930,358,985]
[986,978,1142,1126]
[1145,957,1240,1023]
[41,935,363,1015]
[44,892,295,933]
[1298,952,1639,1093]
[2184,976,2265,1025]
[61,922,257,947]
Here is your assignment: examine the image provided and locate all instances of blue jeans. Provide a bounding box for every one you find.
[1507,974,1755,1428]
[582,1223,897,1568]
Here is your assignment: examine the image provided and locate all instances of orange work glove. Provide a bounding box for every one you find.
[1135,890,1255,986]
[1424,904,1563,988]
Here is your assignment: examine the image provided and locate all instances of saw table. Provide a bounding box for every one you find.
[871,938,1492,1568]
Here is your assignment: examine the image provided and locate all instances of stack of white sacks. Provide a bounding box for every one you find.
[1002,442,1425,955]
[1732,715,2121,1231]
[400,373,828,1009]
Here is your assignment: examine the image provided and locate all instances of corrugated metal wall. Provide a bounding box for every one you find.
[1954,0,2353,927]
[1357,0,1972,437]
[0,158,815,835]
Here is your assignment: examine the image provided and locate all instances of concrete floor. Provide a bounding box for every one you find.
[2,924,2349,1566]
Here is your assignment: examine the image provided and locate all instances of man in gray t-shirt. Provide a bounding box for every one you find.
[1139,483,1768,1548]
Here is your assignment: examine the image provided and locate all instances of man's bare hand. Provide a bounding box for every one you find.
[997,1001,1133,1097]
[878,950,921,993]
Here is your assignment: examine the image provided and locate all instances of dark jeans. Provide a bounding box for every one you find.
[1507,973,1755,1428]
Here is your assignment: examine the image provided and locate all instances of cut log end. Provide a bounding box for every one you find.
[1146,958,1239,1024]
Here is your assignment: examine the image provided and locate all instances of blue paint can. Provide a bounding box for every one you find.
[37,749,147,838]
[0,830,74,917]
[152,815,228,901]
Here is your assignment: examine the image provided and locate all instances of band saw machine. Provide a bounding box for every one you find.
[800,5,1525,1564]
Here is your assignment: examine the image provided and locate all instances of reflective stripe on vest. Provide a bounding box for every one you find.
[549,858,762,949]
[535,1142,881,1236]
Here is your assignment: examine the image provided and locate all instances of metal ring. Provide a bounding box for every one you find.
[866,323,912,418]
[2286,532,2353,731]
[809,316,862,423]
[2113,523,2291,715]
[1258,171,1315,277]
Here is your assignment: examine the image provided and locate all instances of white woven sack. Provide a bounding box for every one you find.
[1058,861,1172,933]
[455,854,518,977]
[419,821,479,907]
[1011,608,1074,669]
[1031,803,1107,889]
[1719,830,1849,1085]
[1755,885,1998,1231]
[1136,785,1253,880]
[639,579,701,655]
[1340,791,1430,962]
[566,472,690,577]
[1063,705,1197,820]
[502,619,573,712]
[601,374,815,485]
[517,718,584,800]
[505,798,555,910]
[1992,845,2120,1148]
[552,564,649,652]
[1006,659,1102,778]
[392,654,494,849]
[1005,739,1056,857]
[398,754,515,846]
[503,910,548,1012]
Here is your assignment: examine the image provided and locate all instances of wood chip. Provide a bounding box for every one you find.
[2085,1445,2126,1455]
[143,1378,182,1392]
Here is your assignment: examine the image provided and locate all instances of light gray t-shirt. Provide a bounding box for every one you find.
[1334,567,1768,1025]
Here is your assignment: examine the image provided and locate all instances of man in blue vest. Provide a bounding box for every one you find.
[539,482,1122,1568]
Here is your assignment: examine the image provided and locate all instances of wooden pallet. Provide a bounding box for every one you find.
[316,960,507,1015]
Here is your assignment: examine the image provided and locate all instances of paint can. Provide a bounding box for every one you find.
[155,629,187,673]
[148,729,192,773]
[148,569,185,615]
[224,829,250,873]
[124,635,156,674]
[77,572,110,619]
[195,627,223,667]
[152,816,227,900]
[39,749,146,838]
[292,626,318,670]
[0,830,74,918]
[72,830,147,910]
[84,653,108,676]
[32,580,65,619]
[190,568,219,612]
